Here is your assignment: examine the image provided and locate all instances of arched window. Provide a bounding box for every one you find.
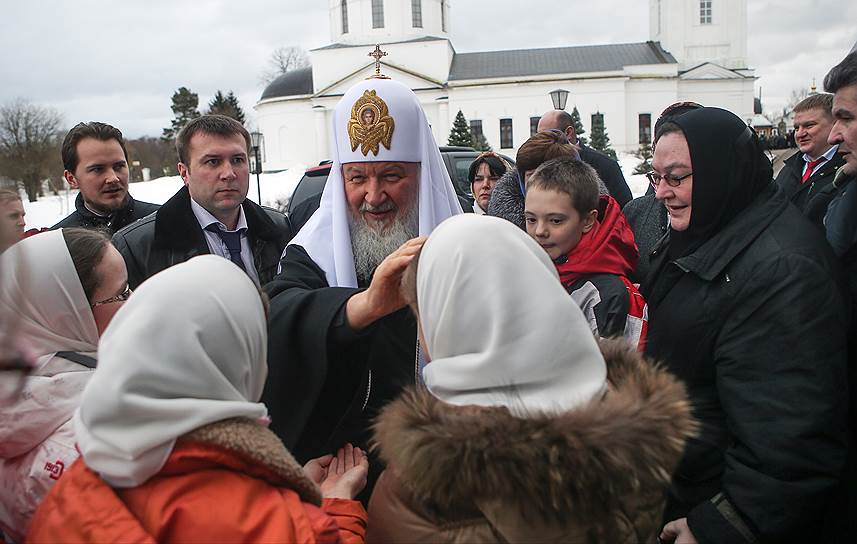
[341,0,349,34]
[412,0,422,28]
[372,0,384,29]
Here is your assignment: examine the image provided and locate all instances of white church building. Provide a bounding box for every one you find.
[255,0,756,170]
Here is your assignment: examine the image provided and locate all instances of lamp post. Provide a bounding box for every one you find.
[249,131,264,204]
[549,89,570,110]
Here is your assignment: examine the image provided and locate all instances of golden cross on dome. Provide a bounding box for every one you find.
[368,45,390,79]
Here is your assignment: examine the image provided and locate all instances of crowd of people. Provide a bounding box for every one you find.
[1,49,856,543]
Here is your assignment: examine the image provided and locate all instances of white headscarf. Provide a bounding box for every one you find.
[0,230,98,369]
[419,215,608,416]
[74,256,268,487]
[288,78,462,288]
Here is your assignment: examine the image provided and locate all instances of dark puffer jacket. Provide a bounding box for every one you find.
[51,192,160,235]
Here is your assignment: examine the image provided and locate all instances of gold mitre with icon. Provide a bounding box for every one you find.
[333,46,425,164]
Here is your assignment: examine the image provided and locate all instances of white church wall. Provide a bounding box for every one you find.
[651,0,748,70]
[330,0,448,46]
[256,100,318,171]
[677,77,754,122]
[311,39,452,92]
[624,78,679,151]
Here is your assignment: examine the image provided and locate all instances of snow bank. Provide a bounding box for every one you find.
[21,167,305,230]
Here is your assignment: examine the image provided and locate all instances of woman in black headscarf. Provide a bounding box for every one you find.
[643,108,849,544]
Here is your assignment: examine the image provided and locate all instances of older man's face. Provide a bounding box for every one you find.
[342,161,419,231]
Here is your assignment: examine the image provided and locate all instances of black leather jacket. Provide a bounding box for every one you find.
[52,192,160,235]
[112,186,292,289]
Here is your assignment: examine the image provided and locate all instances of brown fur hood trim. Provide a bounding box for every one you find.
[181,417,322,505]
[372,338,697,523]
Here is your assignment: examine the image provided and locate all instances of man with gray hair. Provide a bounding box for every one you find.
[775,93,852,227]
[112,114,291,289]
[263,74,462,491]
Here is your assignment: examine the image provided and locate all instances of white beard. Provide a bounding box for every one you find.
[350,203,418,284]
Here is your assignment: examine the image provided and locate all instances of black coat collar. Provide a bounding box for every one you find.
[152,186,281,251]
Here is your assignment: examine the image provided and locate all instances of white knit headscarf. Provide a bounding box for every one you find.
[287,78,462,287]
[74,256,268,487]
[419,215,608,416]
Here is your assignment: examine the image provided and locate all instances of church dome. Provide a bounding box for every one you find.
[260,67,314,100]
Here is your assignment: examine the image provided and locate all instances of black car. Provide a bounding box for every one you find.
[287,147,513,232]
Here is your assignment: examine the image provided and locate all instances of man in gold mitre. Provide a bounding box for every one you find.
[263,75,462,493]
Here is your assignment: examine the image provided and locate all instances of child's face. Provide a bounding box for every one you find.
[524,187,596,261]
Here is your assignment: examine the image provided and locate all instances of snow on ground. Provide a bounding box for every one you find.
[21,168,305,230]
[618,152,649,199]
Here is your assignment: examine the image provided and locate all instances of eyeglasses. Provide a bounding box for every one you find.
[91,285,132,308]
[646,171,693,189]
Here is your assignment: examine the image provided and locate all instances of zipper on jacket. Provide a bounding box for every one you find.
[361,370,372,411]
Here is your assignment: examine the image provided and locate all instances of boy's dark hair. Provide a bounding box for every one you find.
[468,154,509,185]
[60,228,111,303]
[526,157,600,218]
[824,51,857,94]
[176,114,251,167]
[61,122,128,173]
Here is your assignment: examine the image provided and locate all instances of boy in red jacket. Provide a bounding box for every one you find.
[524,157,647,350]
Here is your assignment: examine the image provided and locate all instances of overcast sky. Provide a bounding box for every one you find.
[1,0,854,138]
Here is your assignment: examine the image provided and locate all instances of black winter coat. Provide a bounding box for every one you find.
[622,193,668,283]
[774,150,852,228]
[112,186,291,289]
[51,192,160,235]
[644,184,850,543]
[578,144,633,207]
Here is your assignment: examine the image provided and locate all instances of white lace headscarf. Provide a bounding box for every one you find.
[74,256,268,487]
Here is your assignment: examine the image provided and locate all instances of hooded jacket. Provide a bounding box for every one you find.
[556,195,647,349]
[51,192,160,235]
[27,418,367,544]
[366,339,696,543]
[0,355,93,542]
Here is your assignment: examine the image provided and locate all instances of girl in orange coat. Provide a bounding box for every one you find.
[27,255,368,543]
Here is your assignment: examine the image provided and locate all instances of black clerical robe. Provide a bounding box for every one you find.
[263,244,417,469]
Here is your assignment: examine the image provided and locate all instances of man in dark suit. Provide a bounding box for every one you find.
[538,110,632,207]
[775,93,852,228]
[112,115,291,289]
[52,122,160,234]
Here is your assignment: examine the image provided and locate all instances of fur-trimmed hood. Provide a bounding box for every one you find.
[372,338,696,527]
[179,417,322,505]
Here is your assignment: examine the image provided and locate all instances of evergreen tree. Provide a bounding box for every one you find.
[208,90,246,125]
[471,132,492,152]
[570,106,587,146]
[448,110,473,147]
[633,140,653,175]
[162,87,201,143]
[589,112,617,160]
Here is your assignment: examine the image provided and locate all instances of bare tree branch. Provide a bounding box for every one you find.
[0,99,64,202]
[259,46,310,85]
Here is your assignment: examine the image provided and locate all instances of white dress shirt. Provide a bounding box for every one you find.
[189,198,259,284]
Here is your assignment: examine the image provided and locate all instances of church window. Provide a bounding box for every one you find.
[341,0,349,34]
[372,0,384,29]
[530,117,540,137]
[639,113,652,144]
[412,0,422,28]
[700,0,712,24]
[441,0,447,32]
[500,119,513,149]
[470,120,483,140]
[591,112,604,132]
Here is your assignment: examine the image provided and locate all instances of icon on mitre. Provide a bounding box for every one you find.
[348,90,395,156]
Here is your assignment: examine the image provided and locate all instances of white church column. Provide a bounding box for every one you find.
[436,97,449,146]
[312,105,329,164]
